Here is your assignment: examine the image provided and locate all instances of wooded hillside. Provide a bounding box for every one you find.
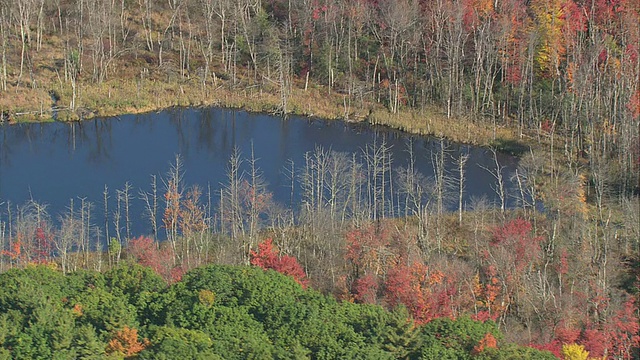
[0,0,638,358]
[0,263,560,359]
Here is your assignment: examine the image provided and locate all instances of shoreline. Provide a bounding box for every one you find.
[1,78,528,152]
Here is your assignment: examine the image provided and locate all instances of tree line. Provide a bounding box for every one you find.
[0,261,563,359]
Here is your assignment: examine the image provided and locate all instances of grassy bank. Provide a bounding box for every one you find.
[1,76,520,149]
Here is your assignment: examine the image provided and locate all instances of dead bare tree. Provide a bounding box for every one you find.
[431,138,454,251]
[57,202,80,273]
[396,140,431,251]
[300,146,328,223]
[245,144,271,255]
[480,148,507,216]
[183,187,212,268]
[115,182,133,241]
[140,0,154,51]
[0,8,7,92]
[113,191,122,248]
[363,136,392,221]
[326,150,351,227]
[220,147,245,262]
[140,175,159,238]
[455,152,469,225]
[180,185,208,269]
[163,155,184,263]
[14,0,34,88]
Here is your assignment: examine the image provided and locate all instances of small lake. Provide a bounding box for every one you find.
[0,108,519,237]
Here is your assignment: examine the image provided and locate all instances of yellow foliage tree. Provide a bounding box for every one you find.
[530,0,567,77]
[198,289,216,307]
[562,343,588,360]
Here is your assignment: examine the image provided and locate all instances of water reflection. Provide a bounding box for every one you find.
[0,108,520,236]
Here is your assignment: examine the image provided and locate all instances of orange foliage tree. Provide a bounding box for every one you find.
[472,332,498,355]
[383,261,455,324]
[106,326,150,358]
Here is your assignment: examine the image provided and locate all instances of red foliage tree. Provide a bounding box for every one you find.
[345,222,396,277]
[496,0,530,85]
[127,236,183,283]
[491,218,543,271]
[2,223,53,266]
[352,274,379,304]
[1,238,23,263]
[581,297,640,359]
[581,327,607,358]
[556,323,581,345]
[31,225,53,264]
[628,89,640,119]
[343,221,425,307]
[250,238,309,288]
[487,218,544,314]
[606,298,640,359]
[383,261,454,324]
[384,262,428,323]
[532,298,639,359]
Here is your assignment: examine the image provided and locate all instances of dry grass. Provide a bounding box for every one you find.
[369,106,518,147]
[0,87,53,122]
[2,54,522,149]
[3,78,522,149]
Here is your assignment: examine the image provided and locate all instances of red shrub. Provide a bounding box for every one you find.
[250,238,309,288]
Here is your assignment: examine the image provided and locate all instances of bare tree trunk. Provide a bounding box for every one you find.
[163,155,184,264]
[364,137,391,221]
[140,175,158,238]
[432,138,448,251]
[277,36,290,115]
[16,0,33,88]
[456,152,469,225]
[35,0,44,51]
[113,191,122,247]
[0,213,6,272]
[0,9,7,92]
[123,182,132,240]
[141,0,154,51]
[222,148,245,262]
[481,148,506,216]
[247,144,267,252]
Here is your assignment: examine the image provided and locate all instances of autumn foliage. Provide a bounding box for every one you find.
[531,298,640,359]
[383,262,455,325]
[1,225,53,266]
[250,238,308,288]
[106,326,150,358]
[0,0,637,355]
[471,265,505,322]
[490,218,543,271]
[127,236,184,283]
[472,332,498,355]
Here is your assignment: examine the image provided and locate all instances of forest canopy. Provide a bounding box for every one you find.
[0,263,560,359]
